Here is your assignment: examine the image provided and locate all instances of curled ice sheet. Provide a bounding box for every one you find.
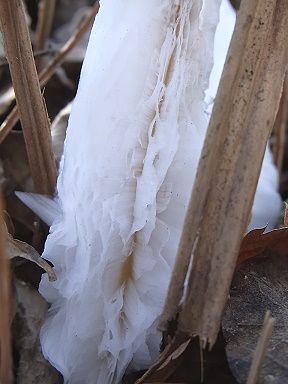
[38,1,281,383]
[39,1,221,383]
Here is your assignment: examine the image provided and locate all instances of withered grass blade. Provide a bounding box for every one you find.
[0,0,56,194]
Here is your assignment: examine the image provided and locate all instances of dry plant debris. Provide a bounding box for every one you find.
[133,225,288,383]
[0,2,97,382]
[160,0,288,347]
[246,311,275,384]
[0,1,99,144]
[237,226,288,266]
[223,253,288,384]
[0,0,288,383]
[1,212,58,383]
[0,0,57,195]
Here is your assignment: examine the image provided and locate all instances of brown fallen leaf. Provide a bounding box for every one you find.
[237,226,288,266]
[134,331,236,384]
[223,253,288,384]
[0,214,56,281]
[135,338,190,384]
[7,236,56,282]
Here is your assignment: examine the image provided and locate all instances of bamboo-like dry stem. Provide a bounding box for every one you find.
[160,0,288,347]
[0,0,56,195]
[246,311,275,384]
[35,0,56,52]
[0,1,99,144]
[0,199,12,384]
[273,74,288,173]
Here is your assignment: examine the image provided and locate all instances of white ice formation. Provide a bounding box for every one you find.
[36,1,281,384]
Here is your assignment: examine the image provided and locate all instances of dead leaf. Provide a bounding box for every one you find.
[134,332,236,384]
[1,214,56,281]
[223,253,288,384]
[237,226,288,266]
[135,339,191,383]
[157,340,191,371]
[7,236,56,281]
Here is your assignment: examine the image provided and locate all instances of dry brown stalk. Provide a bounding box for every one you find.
[272,74,288,173]
[35,0,56,52]
[160,0,288,348]
[0,0,56,195]
[246,311,275,384]
[0,1,99,144]
[0,199,12,384]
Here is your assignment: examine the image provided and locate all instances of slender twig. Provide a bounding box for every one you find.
[246,311,275,384]
[0,0,56,194]
[0,1,99,144]
[38,1,99,87]
[0,198,12,384]
[35,0,56,52]
[0,49,57,67]
[0,107,18,143]
[160,0,288,348]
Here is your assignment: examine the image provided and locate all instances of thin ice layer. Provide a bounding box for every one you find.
[39,1,221,383]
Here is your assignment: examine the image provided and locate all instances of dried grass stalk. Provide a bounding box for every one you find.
[0,0,56,195]
[160,0,288,347]
[35,0,56,52]
[272,74,288,173]
[0,199,12,384]
[246,311,275,384]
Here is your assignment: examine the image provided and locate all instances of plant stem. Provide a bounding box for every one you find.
[0,0,56,194]
[272,74,288,173]
[246,311,275,384]
[35,0,56,52]
[160,0,288,347]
